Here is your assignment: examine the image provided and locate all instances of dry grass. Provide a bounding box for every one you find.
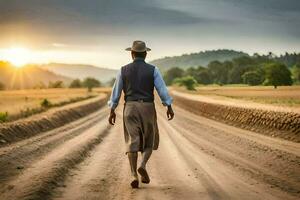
[0,88,110,120]
[173,85,300,107]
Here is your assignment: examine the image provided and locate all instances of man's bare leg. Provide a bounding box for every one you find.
[128,152,139,188]
[138,148,152,183]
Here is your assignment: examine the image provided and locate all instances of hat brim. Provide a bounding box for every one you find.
[125,47,151,52]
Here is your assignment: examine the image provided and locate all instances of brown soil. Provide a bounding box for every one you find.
[0,102,299,200]
[172,90,300,142]
[0,94,108,146]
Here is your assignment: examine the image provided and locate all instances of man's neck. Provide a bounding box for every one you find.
[133,57,145,62]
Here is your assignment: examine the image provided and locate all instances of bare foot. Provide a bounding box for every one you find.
[138,167,150,184]
[130,175,139,188]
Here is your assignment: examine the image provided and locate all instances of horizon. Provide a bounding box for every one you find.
[1,48,299,69]
[0,0,300,69]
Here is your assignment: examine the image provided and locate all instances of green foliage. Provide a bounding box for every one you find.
[228,56,255,84]
[163,67,184,85]
[185,66,212,85]
[48,80,64,88]
[291,63,300,84]
[0,82,5,90]
[275,52,300,68]
[151,49,248,71]
[263,63,292,88]
[83,77,101,92]
[208,60,232,85]
[173,76,197,90]
[69,79,82,88]
[0,112,8,123]
[41,98,52,108]
[161,52,299,87]
[242,71,264,86]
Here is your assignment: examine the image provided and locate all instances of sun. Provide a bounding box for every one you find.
[5,47,31,68]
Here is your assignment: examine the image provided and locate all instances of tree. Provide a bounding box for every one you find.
[163,67,184,85]
[83,77,101,92]
[48,80,64,88]
[173,76,197,90]
[196,70,212,85]
[69,79,82,88]
[263,63,292,89]
[242,71,264,86]
[0,82,5,90]
[207,61,223,84]
[291,63,300,84]
[185,66,212,85]
[228,56,254,84]
[207,60,233,85]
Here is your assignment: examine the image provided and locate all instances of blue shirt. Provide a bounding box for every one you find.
[108,63,173,109]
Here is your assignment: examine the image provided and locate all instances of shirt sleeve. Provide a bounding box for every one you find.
[154,66,173,106]
[107,70,123,109]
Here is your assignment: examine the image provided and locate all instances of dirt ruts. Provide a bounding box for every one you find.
[0,94,108,146]
[172,92,300,142]
[0,102,299,199]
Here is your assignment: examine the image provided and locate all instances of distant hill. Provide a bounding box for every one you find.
[41,63,117,82]
[0,61,72,90]
[150,49,249,71]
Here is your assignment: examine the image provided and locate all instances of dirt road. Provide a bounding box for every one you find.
[0,103,299,200]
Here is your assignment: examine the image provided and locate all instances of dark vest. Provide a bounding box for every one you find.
[121,58,155,102]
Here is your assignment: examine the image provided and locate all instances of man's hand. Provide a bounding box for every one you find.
[109,109,116,125]
[166,105,174,121]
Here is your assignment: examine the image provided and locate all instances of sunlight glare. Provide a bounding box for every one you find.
[5,47,31,68]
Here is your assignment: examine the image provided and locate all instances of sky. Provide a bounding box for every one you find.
[0,0,299,69]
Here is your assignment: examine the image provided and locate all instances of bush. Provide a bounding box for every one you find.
[242,71,264,86]
[48,81,64,88]
[83,77,101,92]
[263,63,292,89]
[163,67,184,85]
[0,112,8,123]
[41,98,52,108]
[69,79,82,88]
[173,76,197,90]
[185,66,212,85]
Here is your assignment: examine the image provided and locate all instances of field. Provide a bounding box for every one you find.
[174,85,300,107]
[0,86,299,199]
[0,88,110,121]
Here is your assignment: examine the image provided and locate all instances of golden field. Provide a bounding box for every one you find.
[0,88,110,120]
[174,85,300,107]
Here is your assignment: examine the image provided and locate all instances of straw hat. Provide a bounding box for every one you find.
[125,40,151,52]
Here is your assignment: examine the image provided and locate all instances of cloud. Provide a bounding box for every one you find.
[0,0,299,55]
[0,0,225,35]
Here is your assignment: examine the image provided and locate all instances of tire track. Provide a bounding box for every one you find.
[1,102,299,199]
[0,107,109,185]
[159,105,300,198]
[0,111,112,200]
[52,113,127,200]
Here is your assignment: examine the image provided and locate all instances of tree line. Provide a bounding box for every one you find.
[38,77,101,92]
[0,77,101,91]
[164,53,300,90]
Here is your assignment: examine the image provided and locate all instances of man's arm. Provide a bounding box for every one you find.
[108,70,123,125]
[153,66,174,120]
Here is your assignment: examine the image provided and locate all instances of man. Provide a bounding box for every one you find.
[108,40,174,188]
